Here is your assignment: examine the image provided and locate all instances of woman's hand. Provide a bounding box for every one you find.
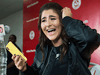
[62,7,72,18]
[12,54,27,72]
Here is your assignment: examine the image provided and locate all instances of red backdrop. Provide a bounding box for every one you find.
[23,0,100,66]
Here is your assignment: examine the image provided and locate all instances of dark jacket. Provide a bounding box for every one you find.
[22,16,100,75]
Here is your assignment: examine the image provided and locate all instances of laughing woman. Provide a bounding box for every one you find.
[12,2,100,75]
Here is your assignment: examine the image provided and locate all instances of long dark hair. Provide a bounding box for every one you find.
[38,2,69,61]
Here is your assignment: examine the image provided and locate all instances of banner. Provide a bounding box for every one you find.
[23,0,100,66]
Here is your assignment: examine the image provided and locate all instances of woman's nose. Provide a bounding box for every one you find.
[46,20,51,26]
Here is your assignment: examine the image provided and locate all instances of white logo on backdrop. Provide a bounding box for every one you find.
[27,1,39,8]
[29,30,35,40]
[26,49,36,53]
[83,20,88,24]
[26,17,39,22]
[72,0,81,10]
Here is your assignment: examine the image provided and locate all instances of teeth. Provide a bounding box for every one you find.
[48,29,53,31]
[48,29,55,32]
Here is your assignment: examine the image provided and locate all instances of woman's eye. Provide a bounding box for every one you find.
[51,18,56,20]
[41,20,46,22]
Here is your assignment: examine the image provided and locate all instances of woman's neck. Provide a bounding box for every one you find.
[52,38,62,47]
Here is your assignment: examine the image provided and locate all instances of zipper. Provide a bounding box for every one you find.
[42,47,53,75]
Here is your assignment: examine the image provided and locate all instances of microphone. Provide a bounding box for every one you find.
[4,25,10,34]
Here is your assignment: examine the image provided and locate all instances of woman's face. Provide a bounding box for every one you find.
[41,9,62,42]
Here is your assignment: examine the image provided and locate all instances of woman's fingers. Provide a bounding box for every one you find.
[16,58,24,70]
[62,7,72,18]
[12,54,16,60]
[12,54,27,71]
[16,58,27,71]
[14,55,20,64]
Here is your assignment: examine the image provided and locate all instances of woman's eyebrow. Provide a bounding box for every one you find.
[42,17,46,19]
[41,15,56,19]
[49,15,56,17]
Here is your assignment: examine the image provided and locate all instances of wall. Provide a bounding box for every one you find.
[0,9,23,51]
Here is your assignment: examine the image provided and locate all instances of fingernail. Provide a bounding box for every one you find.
[14,54,16,56]
[14,55,16,58]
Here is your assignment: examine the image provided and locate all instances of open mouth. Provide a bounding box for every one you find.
[47,29,56,32]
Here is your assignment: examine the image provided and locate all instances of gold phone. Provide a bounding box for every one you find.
[6,41,27,62]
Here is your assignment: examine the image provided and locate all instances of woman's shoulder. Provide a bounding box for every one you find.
[36,44,48,53]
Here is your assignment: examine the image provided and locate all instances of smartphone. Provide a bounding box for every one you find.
[6,41,27,62]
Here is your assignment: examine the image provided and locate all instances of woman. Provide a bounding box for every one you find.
[12,2,100,75]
